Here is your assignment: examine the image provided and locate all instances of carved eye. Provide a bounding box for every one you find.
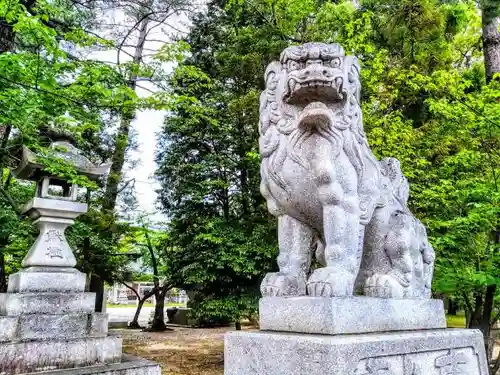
[287,60,302,71]
[329,57,341,68]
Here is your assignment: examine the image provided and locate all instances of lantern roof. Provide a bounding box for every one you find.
[12,141,109,182]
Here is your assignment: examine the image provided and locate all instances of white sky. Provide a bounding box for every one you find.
[89,8,192,223]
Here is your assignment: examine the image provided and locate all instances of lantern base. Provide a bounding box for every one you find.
[0,271,160,374]
[7,267,86,293]
[0,334,122,374]
[11,355,160,375]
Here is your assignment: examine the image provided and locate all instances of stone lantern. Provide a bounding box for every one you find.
[0,137,160,374]
[10,139,109,273]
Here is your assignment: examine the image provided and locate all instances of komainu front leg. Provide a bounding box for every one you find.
[307,200,361,297]
[261,215,314,297]
[306,155,361,297]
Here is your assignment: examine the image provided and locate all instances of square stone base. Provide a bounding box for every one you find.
[224,329,488,375]
[0,335,122,374]
[0,312,107,341]
[8,268,86,293]
[259,297,447,334]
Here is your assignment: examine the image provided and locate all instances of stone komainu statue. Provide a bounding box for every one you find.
[259,43,435,299]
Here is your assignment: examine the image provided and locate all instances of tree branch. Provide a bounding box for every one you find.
[120,280,141,299]
[143,228,160,290]
[0,184,20,215]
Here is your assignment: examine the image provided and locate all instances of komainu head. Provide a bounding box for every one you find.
[259,42,380,223]
[259,42,364,158]
[279,42,358,106]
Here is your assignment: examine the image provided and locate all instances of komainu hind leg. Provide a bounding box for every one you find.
[261,215,314,297]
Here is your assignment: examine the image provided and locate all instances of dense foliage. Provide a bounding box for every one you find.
[0,0,185,302]
[156,0,500,342]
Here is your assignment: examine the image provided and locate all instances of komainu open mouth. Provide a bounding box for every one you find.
[285,75,344,105]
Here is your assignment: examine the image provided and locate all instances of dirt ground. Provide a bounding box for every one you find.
[115,326,257,375]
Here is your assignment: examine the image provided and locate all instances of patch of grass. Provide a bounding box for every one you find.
[107,302,186,309]
[447,313,466,328]
[107,303,155,308]
[167,302,186,307]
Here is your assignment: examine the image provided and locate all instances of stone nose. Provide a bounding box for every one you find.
[299,65,334,80]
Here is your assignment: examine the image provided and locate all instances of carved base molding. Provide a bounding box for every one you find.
[224,329,488,375]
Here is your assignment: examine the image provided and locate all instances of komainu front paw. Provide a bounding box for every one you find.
[260,272,307,297]
[306,267,355,297]
[364,271,408,298]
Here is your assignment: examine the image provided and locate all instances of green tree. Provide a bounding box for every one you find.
[0,0,142,297]
[156,1,500,361]
[156,33,279,324]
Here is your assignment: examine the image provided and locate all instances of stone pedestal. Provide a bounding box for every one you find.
[0,198,160,375]
[224,297,488,375]
[225,329,488,375]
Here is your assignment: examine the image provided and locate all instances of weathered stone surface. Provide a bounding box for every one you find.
[0,313,107,341]
[89,313,109,337]
[258,42,435,298]
[225,329,488,375]
[0,317,16,342]
[26,355,160,375]
[7,267,86,293]
[0,292,95,315]
[0,335,122,374]
[259,296,446,334]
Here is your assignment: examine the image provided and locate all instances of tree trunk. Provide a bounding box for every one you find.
[129,297,147,329]
[95,20,148,308]
[150,290,167,331]
[469,286,497,361]
[102,17,149,212]
[448,299,458,316]
[481,0,500,82]
[82,190,107,313]
[469,291,484,327]
[483,285,496,360]
[0,251,7,293]
[480,3,500,366]
[239,166,249,217]
[89,274,105,312]
[0,20,15,54]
